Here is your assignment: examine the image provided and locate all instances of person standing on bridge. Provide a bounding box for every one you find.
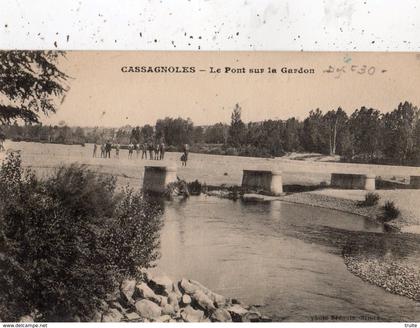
[100,143,106,158]
[128,142,134,159]
[105,140,112,158]
[181,143,189,166]
[115,143,120,158]
[136,143,141,159]
[159,142,165,160]
[154,143,160,160]
[141,142,147,159]
[92,143,98,158]
[148,141,154,160]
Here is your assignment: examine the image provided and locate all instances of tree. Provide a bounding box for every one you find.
[141,124,154,142]
[283,118,302,152]
[204,123,229,144]
[301,109,329,154]
[348,107,382,161]
[73,127,85,144]
[191,126,204,144]
[130,126,141,144]
[381,101,419,164]
[0,51,69,124]
[413,118,420,165]
[227,104,246,147]
[155,117,193,146]
[323,107,348,155]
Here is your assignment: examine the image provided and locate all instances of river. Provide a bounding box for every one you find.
[154,195,420,322]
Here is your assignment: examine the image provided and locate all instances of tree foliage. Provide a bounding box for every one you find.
[0,153,162,321]
[227,103,246,147]
[155,117,193,146]
[0,51,69,124]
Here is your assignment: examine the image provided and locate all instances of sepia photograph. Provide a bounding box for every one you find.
[1,50,420,323]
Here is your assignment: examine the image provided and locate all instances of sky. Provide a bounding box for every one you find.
[40,51,420,127]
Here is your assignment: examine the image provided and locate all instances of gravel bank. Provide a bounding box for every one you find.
[282,189,420,302]
[343,254,420,302]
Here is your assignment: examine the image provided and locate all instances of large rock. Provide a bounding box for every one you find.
[179,278,200,295]
[227,304,249,322]
[188,279,226,306]
[109,301,125,313]
[191,289,216,312]
[125,311,141,321]
[91,310,103,322]
[260,315,272,322]
[162,303,176,316]
[149,274,173,295]
[242,311,261,322]
[172,281,183,299]
[134,282,159,302]
[159,296,168,307]
[210,308,232,322]
[135,299,162,320]
[189,279,211,292]
[156,315,172,322]
[167,291,180,306]
[120,279,136,304]
[180,305,205,322]
[98,299,109,311]
[182,294,192,305]
[19,315,34,322]
[102,308,124,322]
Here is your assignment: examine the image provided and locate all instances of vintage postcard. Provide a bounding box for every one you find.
[0,51,420,323]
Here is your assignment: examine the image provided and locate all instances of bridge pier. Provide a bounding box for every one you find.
[331,173,376,190]
[242,169,283,196]
[410,176,420,189]
[364,174,376,191]
[143,165,177,194]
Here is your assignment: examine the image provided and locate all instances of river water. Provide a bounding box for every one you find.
[155,195,420,322]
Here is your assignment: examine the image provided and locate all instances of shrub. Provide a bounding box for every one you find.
[187,179,202,195]
[360,192,380,207]
[99,188,163,280]
[167,179,190,199]
[381,200,401,222]
[0,153,162,321]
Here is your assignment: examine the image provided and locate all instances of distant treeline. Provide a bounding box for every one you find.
[2,101,420,166]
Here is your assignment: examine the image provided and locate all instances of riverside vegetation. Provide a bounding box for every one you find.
[0,153,163,321]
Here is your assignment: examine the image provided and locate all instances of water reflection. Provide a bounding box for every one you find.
[154,195,420,322]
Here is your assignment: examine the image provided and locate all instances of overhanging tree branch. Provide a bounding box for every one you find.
[0,51,69,124]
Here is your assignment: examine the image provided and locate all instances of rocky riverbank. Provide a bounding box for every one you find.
[98,273,271,322]
[17,272,271,322]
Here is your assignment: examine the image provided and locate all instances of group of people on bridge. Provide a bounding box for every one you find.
[128,142,166,160]
[92,141,189,165]
[92,140,116,159]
